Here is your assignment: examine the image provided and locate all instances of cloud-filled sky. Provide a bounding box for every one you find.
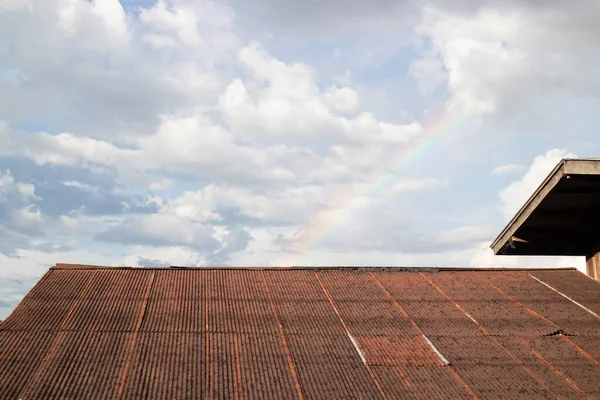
[1,0,599,318]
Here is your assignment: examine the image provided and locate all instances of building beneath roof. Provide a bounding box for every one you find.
[491,158,600,281]
[1,264,600,399]
[2,158,600,399]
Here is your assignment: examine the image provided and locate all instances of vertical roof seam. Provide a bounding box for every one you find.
[117,271,156,399]
[314,272,388,400]
[260,272,305,400]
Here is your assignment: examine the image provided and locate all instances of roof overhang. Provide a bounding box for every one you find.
[491,158,600,257]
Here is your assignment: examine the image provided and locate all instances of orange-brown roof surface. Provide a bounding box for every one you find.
[1,264,600,399]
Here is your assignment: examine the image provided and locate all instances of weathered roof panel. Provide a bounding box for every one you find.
[530,270,600,315]
[1,265,599,399]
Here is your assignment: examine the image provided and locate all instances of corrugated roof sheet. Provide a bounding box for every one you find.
[1,265,600,399]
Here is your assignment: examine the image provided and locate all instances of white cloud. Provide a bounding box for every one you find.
[139,0,203,47]
[437,225,496,245]
[409,55,445,95]
[0,169,39,202]
[0,118,295,186]
[391,178,445,193]
[15,204,43,224]
[149,178,173,191]
[123,245,201,267]
[499,149,575,221]
[131,183,334,235]
[414,2,600,116]
[470,241,585,272]
[322,86,360,112]
[90,0,129,44]
[492,164,527,176]
[92,187,257,264]
[0,0,30,12]
[220,41,423,144]
[61,180,100,193]
[0,0,234,140]
[57,210,121,235]
[97,213,219,249]
[0,169,46,255]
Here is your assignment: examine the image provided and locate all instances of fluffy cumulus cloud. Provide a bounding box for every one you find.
[492,164,527,176]
[499,149,576,221]
[1,0,598,318]
[413,1,600,121]
[0,169,44,255]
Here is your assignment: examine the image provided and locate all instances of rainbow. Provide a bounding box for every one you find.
[282,111,472,266]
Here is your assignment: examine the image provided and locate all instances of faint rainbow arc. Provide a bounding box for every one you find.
[287,112,471,265]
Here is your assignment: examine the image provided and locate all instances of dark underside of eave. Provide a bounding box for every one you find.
[500,174,600,256]
[1,267,600,399]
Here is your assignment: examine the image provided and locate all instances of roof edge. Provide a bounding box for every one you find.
[490,158,567,254]
[54,263,133,269]
[51,264,578,272]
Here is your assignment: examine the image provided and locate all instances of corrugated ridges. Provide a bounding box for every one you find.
[19,331,131,399]
[568,336,600,362]
[208,298,278,334]
[430,335,518,366]
[0,270,92,331]
[263,270,328,301]
[150,269,205,300]
[62,269,153,332]
[208,270,269,301]
[122,332,205,399]
[531,270,600,315]
[331,300,416,336]
[401,366,475,400]
[483,271,600,336]
[142,297,205,332]
[318,271,417,336]
[429,335,559,398]
[79,269,152,300]
[62,298,145,332]
[286,334,383,399]
[141,270,205,332]
[272,300,345,335]
[495,336,587,398]
[207,271,280,334]
[1,266,599,399]
[238,333,299,399]
[451,364,555,399]
[428,272,556,336]
[316,271,389,302]
[513,336,600,396]
[0,331,55,399]
[356,336,440,366]
[372,272,483,337]
[206,333,237,399]
[369,366,413,399]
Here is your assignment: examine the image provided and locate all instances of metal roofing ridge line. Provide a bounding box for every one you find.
[51,264,578,272]
[52,264,439,271]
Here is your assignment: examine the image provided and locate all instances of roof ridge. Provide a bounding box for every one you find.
[51,263,578,272]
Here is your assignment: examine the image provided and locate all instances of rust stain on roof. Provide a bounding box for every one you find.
[1,265,599,399]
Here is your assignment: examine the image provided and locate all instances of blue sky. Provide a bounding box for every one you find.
[1,0,600,318]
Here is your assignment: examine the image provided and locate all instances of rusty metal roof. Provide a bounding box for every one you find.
[1,264,600,399]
